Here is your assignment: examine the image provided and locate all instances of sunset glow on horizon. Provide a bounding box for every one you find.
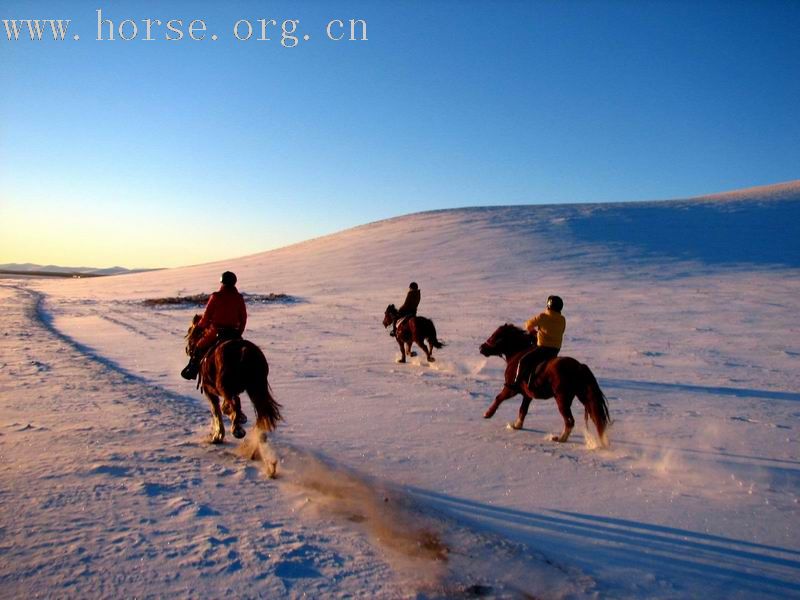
[2,0,798,269]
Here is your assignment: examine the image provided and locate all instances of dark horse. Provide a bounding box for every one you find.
[479,324,610,447]
[186,315,283,444]
[383,304,444,363]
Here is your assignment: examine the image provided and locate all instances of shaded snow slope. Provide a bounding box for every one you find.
[4,180,799,598]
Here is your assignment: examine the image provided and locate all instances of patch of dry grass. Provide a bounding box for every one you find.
[143,293,295,307]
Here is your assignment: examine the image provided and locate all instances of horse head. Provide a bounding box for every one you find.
[382,304,398,328]
[185,314,204,356]
[480,323,533,358]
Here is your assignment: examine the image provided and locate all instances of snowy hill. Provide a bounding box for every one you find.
[2,181,799,598]
[0,263,156,277]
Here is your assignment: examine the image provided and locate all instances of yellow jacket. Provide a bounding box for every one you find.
[524,309,565,349]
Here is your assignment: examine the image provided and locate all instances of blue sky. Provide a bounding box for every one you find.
[1,0,798,268]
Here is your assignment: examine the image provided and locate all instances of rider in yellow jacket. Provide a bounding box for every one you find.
[516,295,565,387]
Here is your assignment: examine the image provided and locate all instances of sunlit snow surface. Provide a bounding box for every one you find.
[2,181,799,598]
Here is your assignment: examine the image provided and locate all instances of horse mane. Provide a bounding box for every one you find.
[494,323,535,349]
[186,314,204,339]
[501,322,528,337]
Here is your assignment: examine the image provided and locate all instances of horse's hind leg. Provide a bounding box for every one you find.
[206,392,225,444]
[227,395,246,424]
[416,334,433,362]
[405,341,417,358]
[512,396,533,430]
[552,392,575,443]
[226,395,246,439]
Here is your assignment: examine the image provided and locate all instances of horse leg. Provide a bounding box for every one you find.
[552,392,575,443]
[206,392,225,444]
[222,395,247,439]
[221,396,234,418]
[405,341,417,358]
[512,396,533,430]
[416,333,433,362]
[227,395,246,439]
[227,396,247,425]
[396,335,407,363]
[484,385,516,419]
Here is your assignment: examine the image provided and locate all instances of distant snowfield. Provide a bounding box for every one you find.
[2,181,799,598]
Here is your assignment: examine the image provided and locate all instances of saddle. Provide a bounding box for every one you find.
[511,347,556,391]
[195,328,242,388]
[214,327,241,343]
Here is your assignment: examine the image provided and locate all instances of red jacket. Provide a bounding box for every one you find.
[198,285,247,335]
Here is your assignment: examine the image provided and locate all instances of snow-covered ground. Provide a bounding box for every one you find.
[2,181,799,598]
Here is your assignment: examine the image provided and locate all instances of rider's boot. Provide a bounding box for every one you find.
[180,357,199,380]
[181,351,203,380]
[389,319,397,337]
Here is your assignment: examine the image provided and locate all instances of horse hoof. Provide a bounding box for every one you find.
[396,358,406,364]
[409,351,417,357]
[511,420,523,430]
[238,413,248,424]
[209,434,224,444]
[428,356,436,362]
[233,426,246,439]
[483,410,495,419]
[267,461,278,479]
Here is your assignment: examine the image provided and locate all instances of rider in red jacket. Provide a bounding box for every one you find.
[181,271,247,380]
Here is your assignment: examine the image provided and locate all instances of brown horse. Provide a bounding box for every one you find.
[186,315,282,444]
[479,324,610,447]
[383,304,444,363]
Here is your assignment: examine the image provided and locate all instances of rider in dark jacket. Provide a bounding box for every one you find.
[390,282,420,337]
[181,271,247,380]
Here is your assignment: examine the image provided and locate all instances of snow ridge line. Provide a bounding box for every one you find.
[17,285,201,421]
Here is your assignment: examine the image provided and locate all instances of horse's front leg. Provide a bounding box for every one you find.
[511,396,533,430]
[552,393,575,443]
[206,391,225,444]
[396,336,407,363]
[484,385,517,419]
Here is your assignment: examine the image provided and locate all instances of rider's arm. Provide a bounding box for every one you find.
[198,293,217,329]
[238,296,247,335]
[524,314,541,333]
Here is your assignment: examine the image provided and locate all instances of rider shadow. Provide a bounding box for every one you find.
[604,378,800,403]
[33,290,202,422]
[408,488,800,598]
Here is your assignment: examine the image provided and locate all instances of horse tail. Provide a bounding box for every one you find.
[242,344,283,432]
[427,320,445,349]
[578,363,610,447]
